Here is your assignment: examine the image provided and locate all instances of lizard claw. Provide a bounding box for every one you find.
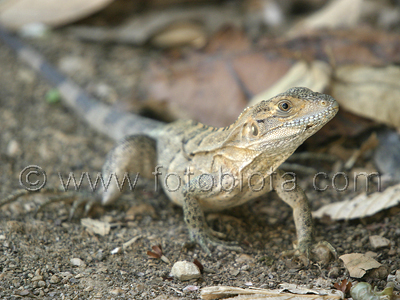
[188,228,243,255]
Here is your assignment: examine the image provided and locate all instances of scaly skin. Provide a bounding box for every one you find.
[0,26,339,259]
[103,87,339,256]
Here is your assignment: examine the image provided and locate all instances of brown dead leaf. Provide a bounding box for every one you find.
[147,250,160,259]
[261,28,400,67]
[249,60,331,107]
[193,259,204,273]
[313,183,400,221]
[334,279,352,295]
[232,52,292,98]
[152,244,163,257]
[205,26,251,54]
[0,0,113,29]
[150,21,207,49]
[147,244,162,258]
[339,253,381,278]
[136,26,294,127]
[140,56,247,127]
[332,65,400,129]
[147,244,170,264]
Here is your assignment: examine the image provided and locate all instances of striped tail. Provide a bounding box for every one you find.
[0,26,163,141]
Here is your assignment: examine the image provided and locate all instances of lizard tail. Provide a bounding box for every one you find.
[0,26,163,141]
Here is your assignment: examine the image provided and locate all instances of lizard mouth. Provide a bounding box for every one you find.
[284,104,338,129]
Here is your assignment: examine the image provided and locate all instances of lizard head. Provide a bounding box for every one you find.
[225,87,339,154]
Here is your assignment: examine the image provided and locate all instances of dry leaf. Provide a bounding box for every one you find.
[334,279,352,295]
[249,60,332,106]
[147,244,170,264]
[313,183,400,220]
[332,65,400,129]
[0,0,113,30]
[193,259,204,273]
[288,0,363,37]
[81,218,110,236]
[261,28,400,67]
[339,253,381,278]
[201,285,344,300]
[150,21,206,49]
[140,55,248,127]
[137,27,293,127]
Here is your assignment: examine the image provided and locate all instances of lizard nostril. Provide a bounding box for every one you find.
[331,100,339,110]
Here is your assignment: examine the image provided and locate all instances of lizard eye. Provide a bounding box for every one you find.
[278,100,291,112]
[251,123,259,136]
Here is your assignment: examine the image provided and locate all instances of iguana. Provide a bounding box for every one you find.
[0,26,338,259]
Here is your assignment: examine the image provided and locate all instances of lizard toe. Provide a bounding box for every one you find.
[189,228,243,254]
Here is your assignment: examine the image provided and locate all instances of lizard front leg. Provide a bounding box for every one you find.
[182,176,243,255]
[101,135,156,205]
[273,169,336,262]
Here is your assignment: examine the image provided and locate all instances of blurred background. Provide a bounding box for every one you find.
[1,1,400,298]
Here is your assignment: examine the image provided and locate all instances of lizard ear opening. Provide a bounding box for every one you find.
[241,121,259,140]
[251,122,259,136]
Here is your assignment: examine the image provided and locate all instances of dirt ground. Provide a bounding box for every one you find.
[0,29,399,300]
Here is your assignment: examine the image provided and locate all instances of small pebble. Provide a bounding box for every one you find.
[58,56,94,77]
[236,254,254,264]
[7,140,21,157]
[369,235,391,249]
[70,258,85,267]
[111,247,122,255]
[171,261,201,281]
[38,281,46,288]
[18,290,30,296]
[110,288,124,295]
[183,285,199,292]
[328,267,340,278]
[19,22,49,38]
[368,266,389,280]
[49,275,60,284]
[31,276,43,282]
[230,268,240,276]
